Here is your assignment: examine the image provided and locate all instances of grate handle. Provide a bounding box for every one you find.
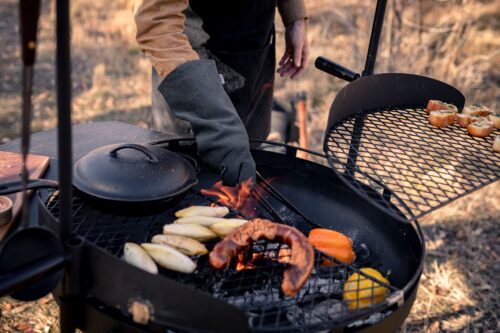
[315,57,360,82]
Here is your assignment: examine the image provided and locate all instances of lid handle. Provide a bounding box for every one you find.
[176,152,201,175]
[109,144,159,163]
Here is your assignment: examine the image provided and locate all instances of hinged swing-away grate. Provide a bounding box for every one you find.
[324,107,500,222]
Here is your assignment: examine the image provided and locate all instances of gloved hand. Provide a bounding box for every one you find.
[158,60,256,186]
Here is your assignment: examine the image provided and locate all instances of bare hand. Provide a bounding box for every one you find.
[277,19,309,80]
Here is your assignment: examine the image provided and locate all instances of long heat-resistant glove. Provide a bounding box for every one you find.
[158,60,256,186]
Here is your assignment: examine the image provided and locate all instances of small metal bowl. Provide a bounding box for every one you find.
[0,196,13,226]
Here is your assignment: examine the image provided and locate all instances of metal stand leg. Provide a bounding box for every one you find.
[59,236,84,333]
[345,114,364,177]
[363,0,388,76]
[56,0,76,328]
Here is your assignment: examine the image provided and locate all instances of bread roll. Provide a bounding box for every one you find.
[429,110,455,128]
[457,113,472,127]
[494,136,500,153]
[426,100,458,114]
[467,118,494,138]
[490,113,500,130]
[463,103,491,117]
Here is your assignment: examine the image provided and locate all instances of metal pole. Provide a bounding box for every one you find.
[56,0,73,239]
[19,0,41,227]
[56,0,75,332]
[362,0,388,76]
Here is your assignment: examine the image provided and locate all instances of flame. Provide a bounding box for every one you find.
[235,247,291,271]
[276,248,291,263]
[201,179,257,217]
[236,253,260,271]
[201,177,294,272]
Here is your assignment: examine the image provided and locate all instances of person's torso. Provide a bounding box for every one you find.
[188,0,277,52]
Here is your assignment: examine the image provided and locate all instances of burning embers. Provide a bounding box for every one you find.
[235,246,291,271]
[201,179,257,217]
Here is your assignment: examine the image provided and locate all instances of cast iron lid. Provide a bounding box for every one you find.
[73,143,198,202]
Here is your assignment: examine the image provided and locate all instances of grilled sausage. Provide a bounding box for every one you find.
[209,218,314,297]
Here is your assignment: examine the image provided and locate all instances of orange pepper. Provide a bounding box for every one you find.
[308,229,356,264]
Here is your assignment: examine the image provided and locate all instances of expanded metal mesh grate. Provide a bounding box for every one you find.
[45,188,402,332]
[325,107,500,222]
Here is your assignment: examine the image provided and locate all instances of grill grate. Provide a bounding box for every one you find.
[45,188,402,332]
[325,107,500,222]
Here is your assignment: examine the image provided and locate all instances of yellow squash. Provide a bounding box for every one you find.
[343,268,389,310]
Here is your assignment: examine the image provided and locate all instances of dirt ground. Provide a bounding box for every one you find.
[0,0,499,332]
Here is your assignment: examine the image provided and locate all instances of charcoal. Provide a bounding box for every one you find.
[310,299,345,320]
[228,288,282,310]
[298,277,343,298]
[285,305,304,324]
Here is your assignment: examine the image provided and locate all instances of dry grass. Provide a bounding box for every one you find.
[0,0,499,332]
[402,182,499,332]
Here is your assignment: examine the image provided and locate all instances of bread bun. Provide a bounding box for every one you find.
[429,111,455,128]
[447,111,457,125]
[463,103,491,117]
[467,118,494,138]
[494,136,500,153]
[426,100,458,114]
[457,113,472,127]
[490,113,500,130]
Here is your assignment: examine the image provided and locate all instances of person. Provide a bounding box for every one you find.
[134,0,309,186]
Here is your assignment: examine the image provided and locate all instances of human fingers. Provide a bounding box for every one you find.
[279,49,291,67]
[291,44,309,79]
[279,62,298,77]
[292,39,304,67]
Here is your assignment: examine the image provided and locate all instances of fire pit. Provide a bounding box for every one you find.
[34,137,424,332]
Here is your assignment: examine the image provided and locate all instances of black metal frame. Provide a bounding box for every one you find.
[0,0,80,330]
[53,0,83,331]
[55,282,419,333]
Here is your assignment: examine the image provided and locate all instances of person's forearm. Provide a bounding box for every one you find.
[277,0,308,26]
[134,0,199,79]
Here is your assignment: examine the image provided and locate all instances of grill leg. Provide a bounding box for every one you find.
[59,300,75,333]
[345,113,364,176]
[59,236,84,333]
[362,0,388,76]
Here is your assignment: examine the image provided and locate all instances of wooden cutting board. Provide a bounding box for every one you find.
[0,151,50,240]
